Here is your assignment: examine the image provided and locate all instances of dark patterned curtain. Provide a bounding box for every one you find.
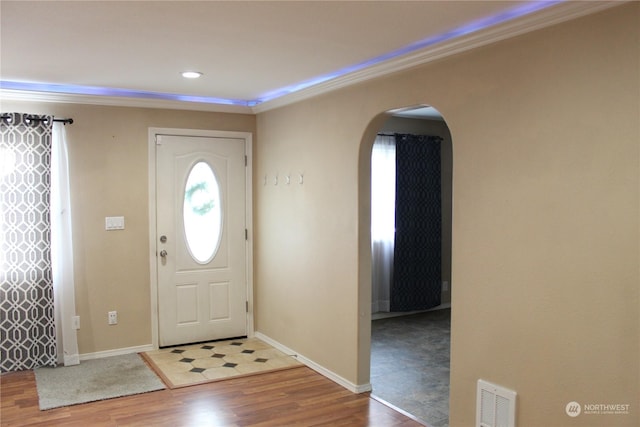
[0,113,57,372]
[391,134,442,312]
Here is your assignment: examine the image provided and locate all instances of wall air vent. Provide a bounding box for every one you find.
[477,379,517,427]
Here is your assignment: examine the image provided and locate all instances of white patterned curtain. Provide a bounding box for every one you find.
[0,113,57,372]
[371,135,396,313]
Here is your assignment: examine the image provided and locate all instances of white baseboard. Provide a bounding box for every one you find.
[63,354,80,366]
[254,332,372,394]
[79,344,155,361]
[372,302,451,320]
[371,300,390,314]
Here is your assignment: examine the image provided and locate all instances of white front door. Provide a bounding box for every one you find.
[156,134,247,347]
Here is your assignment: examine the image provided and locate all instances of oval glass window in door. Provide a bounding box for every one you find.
[183,161,222,263]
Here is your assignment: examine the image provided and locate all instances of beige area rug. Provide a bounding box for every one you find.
[34,353,165,410]
[141,337,303,389]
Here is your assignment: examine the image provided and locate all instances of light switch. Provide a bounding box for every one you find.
[105,216,125,230]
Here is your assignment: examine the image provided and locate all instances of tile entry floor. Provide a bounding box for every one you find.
[142,337,303,388]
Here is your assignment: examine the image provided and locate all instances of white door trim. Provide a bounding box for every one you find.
[148,127,253,349]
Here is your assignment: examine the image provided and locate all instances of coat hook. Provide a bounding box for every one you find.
[274,174,278,186]
[285,174,291,185]
[299,173,304,185]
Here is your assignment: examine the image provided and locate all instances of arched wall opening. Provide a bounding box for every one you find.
[357,104,453,423]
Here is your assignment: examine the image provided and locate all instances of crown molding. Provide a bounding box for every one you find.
[252,0,623,114]
[0,89,254,115]
[1,1,623,116]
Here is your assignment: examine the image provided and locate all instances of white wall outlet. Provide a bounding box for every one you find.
[105,216,125,230]
[72,315,80,330]
[108,311,118,325]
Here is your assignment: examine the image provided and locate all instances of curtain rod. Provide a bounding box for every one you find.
[378,132,443,140]
[1,114,74,125]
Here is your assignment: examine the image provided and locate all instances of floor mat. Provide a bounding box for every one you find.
[141,337,303,388]
[34,353,165,410]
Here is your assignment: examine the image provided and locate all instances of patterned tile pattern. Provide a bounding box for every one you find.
[0,113,56,373]
[143,337,302,388]
[371,308,451,427]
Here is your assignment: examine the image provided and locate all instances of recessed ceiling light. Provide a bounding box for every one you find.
[181,71,203,79]
[3,1,562,108]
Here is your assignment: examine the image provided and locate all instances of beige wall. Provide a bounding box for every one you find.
[256,4,638,427]
[1,101,256,354]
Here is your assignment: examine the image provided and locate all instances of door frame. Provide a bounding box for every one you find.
[148,127,254,349]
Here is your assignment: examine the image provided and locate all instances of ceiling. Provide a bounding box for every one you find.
[0,1,617,114]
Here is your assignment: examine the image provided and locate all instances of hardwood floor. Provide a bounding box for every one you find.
[1,365,422,426]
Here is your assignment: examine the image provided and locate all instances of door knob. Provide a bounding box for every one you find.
[160,250,168,258]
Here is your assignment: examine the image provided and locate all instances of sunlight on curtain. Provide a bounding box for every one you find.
[371,135,395,313]
[51,122,79,366]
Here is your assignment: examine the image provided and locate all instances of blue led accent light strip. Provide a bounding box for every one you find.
[0,81,251,107]
[254,0,563,103]
[1,1,562,108]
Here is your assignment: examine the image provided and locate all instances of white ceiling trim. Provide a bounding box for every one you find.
[0,1,622,116]
[0,89,254,115]
[253,0,622,113]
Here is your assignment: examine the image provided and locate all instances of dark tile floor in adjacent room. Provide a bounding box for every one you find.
[371,308,451,427]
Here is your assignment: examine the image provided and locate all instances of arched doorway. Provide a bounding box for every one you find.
[358,105,453,427]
